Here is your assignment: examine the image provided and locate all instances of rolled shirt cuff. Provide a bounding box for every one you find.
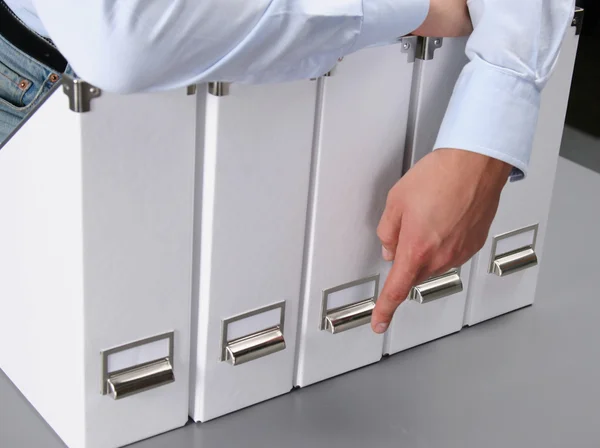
[434,57,542,178]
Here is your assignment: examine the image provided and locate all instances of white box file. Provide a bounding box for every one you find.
[294,42,416,387]
[384,37,473,355]
[189,81,317,421]
[464,26,581,325]
[0,82,197,448]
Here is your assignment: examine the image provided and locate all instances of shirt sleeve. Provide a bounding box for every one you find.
[33,0,428,93]
[433,0,575,177]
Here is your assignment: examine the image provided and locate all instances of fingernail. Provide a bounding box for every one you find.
[374,323,389,334]
[382,246,394,261]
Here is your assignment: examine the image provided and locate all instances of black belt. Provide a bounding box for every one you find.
[0,0,67,73]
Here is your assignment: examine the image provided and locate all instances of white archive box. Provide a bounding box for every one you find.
[464,19,581,325]
[294,41,416,387]
[384,37,473,355]
[189,81,317,421]
[0,80,197,448]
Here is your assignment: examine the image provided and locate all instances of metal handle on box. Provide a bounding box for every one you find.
[225,326,286,366]
[106,358,174,400]
[492,246,538,277]
[324,298,376,334]
[410,270,463,304]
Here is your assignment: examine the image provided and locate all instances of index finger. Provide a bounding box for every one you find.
[371,239,425,334]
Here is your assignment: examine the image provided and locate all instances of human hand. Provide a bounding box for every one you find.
[412,0,473,37]
[371,149,512,333]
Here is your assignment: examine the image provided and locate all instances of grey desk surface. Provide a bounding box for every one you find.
[2,155,600,448]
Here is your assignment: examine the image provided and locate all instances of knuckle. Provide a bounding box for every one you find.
[429,245,462,273]
[411,251,428,266]
[377,227,395,247]
[383,198,400,218]
[386,189,403,208]
[376,221,387,237]
[386,187,398,202]
[409,241,434,265]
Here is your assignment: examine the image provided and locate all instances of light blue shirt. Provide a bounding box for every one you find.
[5,0,47,37]
[17,0,575,175]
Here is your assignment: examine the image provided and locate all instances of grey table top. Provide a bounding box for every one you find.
[2,157,600,448]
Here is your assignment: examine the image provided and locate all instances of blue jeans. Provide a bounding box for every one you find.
[0,34,64,146]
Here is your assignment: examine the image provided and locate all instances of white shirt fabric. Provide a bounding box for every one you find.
[9,0,575,175]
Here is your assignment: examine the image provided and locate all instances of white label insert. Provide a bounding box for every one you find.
[107,338,170,373]
[227,308,282,341]
[326,278,377,311]
[495,227,537,256]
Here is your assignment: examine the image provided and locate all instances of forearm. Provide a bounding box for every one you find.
[34,0,429,93]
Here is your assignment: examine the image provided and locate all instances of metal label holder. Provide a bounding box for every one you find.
[220,301,286,366]
[100,331,175,399]
[320,274,380,334]
[489,224,540,277]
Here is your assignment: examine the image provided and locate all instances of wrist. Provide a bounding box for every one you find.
[485,155,514,180]
[412,0,473,37]
[436,147,513,188]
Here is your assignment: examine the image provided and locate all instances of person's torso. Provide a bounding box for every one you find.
[3,0,48,37]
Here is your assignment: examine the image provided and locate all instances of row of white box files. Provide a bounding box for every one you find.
[111,220,539,409]
[0,28,579,448]
[189,28,577,421]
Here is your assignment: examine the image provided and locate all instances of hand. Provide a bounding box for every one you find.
[371,149,512,333]
[412,0,473,37]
